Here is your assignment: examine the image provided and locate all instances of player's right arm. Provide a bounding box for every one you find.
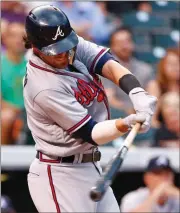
[88,113,145,145]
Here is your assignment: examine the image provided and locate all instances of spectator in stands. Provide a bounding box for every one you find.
[1,19,8,53]
[1,1,26,23]
[55,1,92,41]
[102,27,154,114]
[96,1,121,44]
[55,1,119,45]
[137,1,152,13]
[121,155,180,213]
[154,92,180,148]
[147,48,179,127]
[21,1,52,14]
[147,48,179,98]
[1,22,27,145]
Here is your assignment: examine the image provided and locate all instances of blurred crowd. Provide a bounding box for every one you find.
[120,155,179,212]
[1,1,180,148]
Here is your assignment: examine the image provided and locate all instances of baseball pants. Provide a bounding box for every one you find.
[28,158,120,212]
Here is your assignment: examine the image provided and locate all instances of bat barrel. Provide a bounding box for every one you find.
[90,186,104,202]
[90,176,111,202]
[90,146,128,202]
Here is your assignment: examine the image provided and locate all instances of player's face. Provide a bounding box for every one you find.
[39,51,69,69]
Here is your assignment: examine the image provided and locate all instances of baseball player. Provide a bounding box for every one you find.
[23,5,157,213]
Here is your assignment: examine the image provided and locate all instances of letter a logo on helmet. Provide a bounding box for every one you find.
[52,26,65,40]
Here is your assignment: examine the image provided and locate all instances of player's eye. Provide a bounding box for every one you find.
[54,52,68,58]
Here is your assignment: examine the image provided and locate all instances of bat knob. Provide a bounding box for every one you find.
[90,187,102,202]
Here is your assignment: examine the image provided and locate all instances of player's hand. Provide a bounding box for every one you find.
[122,114,146,131]
[129,88,158,132]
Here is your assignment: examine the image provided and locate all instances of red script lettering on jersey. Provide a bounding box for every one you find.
[72,78,105,106]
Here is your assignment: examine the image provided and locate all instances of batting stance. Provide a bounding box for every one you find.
[23,5,157,213]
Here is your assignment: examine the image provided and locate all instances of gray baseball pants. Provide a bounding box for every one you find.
[28,157,120,212]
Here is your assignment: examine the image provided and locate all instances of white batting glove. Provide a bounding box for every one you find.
[129,87,158,132]
[122,114,146,131]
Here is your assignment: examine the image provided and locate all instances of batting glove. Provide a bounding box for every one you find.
[129,87,158,132]
[122,114,146,131]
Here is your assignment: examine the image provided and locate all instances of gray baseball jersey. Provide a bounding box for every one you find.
[23,36,110,157]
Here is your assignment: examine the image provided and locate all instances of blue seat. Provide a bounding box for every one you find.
[122,11,166,29]
[133,128,157,147]
[151,32,179,48]
[110,107,127,120]
[134,46,167,65]
[171,18,180,30]
[150,1,178,12]
[133,34,152,51]
[134,51,158,64]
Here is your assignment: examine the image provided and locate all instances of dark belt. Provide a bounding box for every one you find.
[36,150,101,163]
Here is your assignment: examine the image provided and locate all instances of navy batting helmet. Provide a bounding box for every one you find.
[25,5,78,56]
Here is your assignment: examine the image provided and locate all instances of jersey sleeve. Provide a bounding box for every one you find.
[34,89,91,134]
[75,36,114,75]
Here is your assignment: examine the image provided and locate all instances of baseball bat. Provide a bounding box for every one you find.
[90,123,141,202]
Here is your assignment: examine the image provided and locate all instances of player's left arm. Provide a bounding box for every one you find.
[75,37,157,132]
[101,59,158,132]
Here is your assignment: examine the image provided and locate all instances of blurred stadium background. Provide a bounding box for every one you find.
[1,1,180,212]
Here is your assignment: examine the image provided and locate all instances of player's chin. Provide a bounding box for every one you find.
[55,61,69,69]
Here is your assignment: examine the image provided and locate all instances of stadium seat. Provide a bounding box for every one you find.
[134,51,156,64]
[152,10,179,21]
[122,11,166,29]
[110,107,127,120]
[151,31,179,48]
[133,128,157,147]
[133,34,152,52]
[150,1,178,12]
[134,47,166,64]
[171,18,180,30]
